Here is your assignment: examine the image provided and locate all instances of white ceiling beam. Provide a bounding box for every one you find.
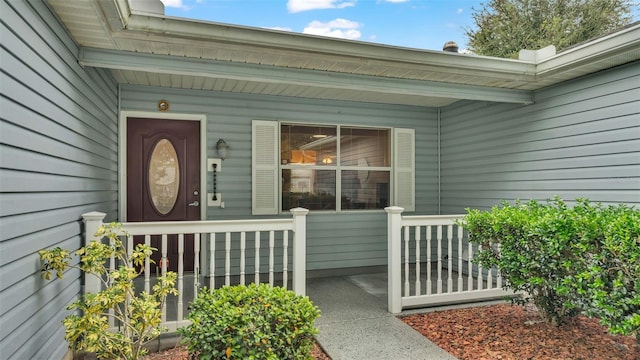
[79,47,534,104]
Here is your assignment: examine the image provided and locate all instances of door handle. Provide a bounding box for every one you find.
[188,201,200,207]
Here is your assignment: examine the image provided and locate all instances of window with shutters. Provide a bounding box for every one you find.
[252,120,414,214]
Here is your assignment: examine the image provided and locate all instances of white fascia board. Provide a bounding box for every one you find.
[123,14,536,77]
[536,24,640,75]
[79,47,534,104]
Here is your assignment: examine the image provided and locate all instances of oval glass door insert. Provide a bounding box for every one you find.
[149,139,180,215]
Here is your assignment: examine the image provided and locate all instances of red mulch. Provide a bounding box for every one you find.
[143,342,330,359]
[400,303,639,360]
[144,303,638,360]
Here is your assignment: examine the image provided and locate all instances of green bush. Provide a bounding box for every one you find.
[463,197,639,337]
[464,198,580,325]
[39,223,178,359]
[568,202,640,340]
[179,284,321,360]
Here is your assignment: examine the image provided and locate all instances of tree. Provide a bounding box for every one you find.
[465,0,635,58]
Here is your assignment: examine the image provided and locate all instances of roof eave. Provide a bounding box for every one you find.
[123,13,537,77]
[537,23,640,76]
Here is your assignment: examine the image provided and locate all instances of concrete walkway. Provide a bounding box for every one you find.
[307,276,457,360]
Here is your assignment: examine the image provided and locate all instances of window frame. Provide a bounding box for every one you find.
[279,122,393,213]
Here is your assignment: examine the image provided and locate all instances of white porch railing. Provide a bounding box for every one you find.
[82,208,308,332]
[386,206,515,314]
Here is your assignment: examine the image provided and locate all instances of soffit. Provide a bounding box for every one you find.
[46,0,640,107]
[110,69,456,107]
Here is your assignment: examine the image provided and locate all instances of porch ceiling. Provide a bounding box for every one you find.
[46,0,640,107]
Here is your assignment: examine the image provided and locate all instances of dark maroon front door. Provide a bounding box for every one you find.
[126,117,200,272]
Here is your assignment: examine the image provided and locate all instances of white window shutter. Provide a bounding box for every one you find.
[252,120,279,215]
[394,128,415,212]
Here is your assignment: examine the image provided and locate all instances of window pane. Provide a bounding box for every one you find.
[282,169,336,210]
[340,127,390,167]
[341,170,390,210]
[281,124,337,165]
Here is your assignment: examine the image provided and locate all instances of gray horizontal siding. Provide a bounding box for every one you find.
[440,61,640,213]
[0,1,118,359]
[121,85,438,270]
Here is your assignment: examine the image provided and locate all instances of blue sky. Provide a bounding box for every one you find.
[162,0,640,52]
[161,0,486,52]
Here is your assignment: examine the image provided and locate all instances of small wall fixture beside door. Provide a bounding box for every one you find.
[207,158,223,207]
[216,138,229,160]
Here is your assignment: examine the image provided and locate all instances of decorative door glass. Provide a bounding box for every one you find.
[148,139,180,214]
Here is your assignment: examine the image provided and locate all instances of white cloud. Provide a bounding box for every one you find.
[383,0,410,3]
[287,0,356,13]
[456,8,464,14]
[160,0,183,8]
[303,18,361,40]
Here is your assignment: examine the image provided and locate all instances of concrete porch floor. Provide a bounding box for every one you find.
[307,273,458,360]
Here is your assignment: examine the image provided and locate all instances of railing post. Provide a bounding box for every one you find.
[385,206,404,314]
[290,207,309,296]
[81,211,107,294]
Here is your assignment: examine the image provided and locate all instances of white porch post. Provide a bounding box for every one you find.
[81,212,106,294]
[290,207,309,296]
[386,206,404,314]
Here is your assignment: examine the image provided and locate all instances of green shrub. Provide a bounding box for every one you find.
[464,198,579,325]
[179,284,320,360]
[568,202,639,340]
[463,197,639,340]
[39,223,178,360]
